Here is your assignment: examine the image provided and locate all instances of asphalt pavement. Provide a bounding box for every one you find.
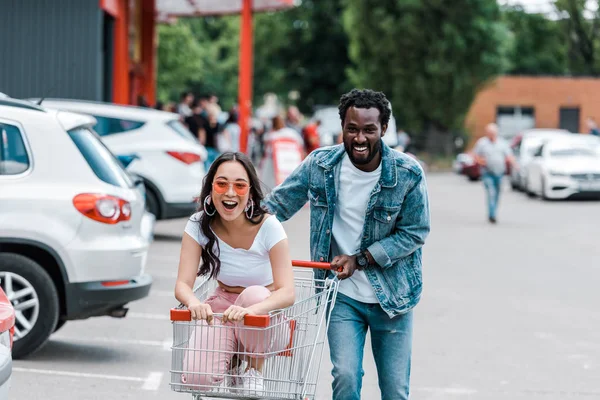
[10,173,600,400]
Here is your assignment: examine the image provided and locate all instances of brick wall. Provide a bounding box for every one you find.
[465,76,600,148]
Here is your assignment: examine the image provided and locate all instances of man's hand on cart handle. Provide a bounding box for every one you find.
[222,305,255,323]
[188,299,214,325]
[330,254,359,280]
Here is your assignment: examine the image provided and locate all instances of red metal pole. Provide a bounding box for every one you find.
[238,0,253,154]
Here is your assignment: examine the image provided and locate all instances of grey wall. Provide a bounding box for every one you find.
[0,0,103,101]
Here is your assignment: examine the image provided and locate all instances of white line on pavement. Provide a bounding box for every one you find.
[12,367,163,390]
[52,336,172,350]
[128,311,170,320]
[142,372,164,391]
[413,387,478,395]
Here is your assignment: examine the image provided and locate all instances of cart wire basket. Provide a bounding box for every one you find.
[170,260,338,400]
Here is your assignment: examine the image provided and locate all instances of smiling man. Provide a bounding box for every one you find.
[263,89,431,400]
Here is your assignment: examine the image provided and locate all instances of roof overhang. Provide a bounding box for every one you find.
[156,0,296,18]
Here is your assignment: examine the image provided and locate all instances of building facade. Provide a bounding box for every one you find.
[0,0,156,105]
[465,76,600,146]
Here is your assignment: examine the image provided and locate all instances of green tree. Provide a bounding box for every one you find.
[502,5,568,75]
[156,22,205,103]
[343,0,510,155]
[254,0,352,113]
[555,0,600,75]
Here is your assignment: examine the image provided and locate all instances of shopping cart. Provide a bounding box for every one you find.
[169,260,338,400]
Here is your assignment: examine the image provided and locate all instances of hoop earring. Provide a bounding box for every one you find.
[245,198,254,219]
[203,196,216,216]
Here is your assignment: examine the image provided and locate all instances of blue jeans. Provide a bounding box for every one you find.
[327,292,413,400]
[482,172,502,219]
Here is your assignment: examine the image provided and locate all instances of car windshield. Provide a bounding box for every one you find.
[549,147,599,157]
[68,127,134,188]
[167,120,200,143]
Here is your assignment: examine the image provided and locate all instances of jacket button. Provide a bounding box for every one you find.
[387,215,391,221]
[326,229,330,234]
[319,257,324,261]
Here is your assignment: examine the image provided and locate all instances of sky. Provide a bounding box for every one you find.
[498,0,598,19]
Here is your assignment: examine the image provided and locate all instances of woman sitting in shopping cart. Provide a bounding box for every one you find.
[174,151,295,394]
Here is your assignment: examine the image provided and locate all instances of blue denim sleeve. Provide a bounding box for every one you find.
[261,154,313,222]
[367,172,431,268]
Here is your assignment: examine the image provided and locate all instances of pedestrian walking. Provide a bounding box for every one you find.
[473,123,516,224]
[263,88,431,400]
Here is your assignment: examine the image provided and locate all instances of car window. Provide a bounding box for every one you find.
[166,119,200,143]
[68,127,134,188]
[92,115,145,136]
[549,147,598,157]
[0,122,30,175]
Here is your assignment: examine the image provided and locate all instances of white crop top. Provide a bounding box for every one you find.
[184,212,287,287]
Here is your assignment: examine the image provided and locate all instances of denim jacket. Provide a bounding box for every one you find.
[262,143,431,318]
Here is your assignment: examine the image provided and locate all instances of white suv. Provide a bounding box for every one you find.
[30,98,207,220]
[0,98,153,359]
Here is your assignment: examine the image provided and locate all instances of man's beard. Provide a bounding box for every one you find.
[345,139,382,165]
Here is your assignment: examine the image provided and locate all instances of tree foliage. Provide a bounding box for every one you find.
[156,22,204,103]
[502,5,568,75]
[254,0,352,112]
[343,0,510,154]
[555,0,600,75]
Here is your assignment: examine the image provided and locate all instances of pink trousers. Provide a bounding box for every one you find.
[181,285,290,386]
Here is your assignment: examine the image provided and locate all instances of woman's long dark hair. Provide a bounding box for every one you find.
[196,152,267,279]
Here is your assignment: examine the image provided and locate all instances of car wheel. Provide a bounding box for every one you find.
[144,186,161,219]
[541,178,550,201]
[525,179,536,198]
[0,253,59,359]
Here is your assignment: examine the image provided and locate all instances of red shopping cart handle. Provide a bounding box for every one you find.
[292,259,341,272]
[170,309,271,327]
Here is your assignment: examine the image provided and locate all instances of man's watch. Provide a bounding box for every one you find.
[355,251,370,270]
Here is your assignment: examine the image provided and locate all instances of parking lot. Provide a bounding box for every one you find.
[7,172,600,399]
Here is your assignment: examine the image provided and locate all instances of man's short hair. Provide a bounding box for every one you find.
[338,89,391,127]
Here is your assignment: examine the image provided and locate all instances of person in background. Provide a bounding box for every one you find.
[263,115,305,149]
[178,91,194,118]
[263,88,430,400]
[302,119,321,154]
[586,117,599,136]
[185,99,208,142]
[285,106,303,134]
[203,103,223,170]
[473,123,517,224]
[220,109,241,153]
[397,128,411,152]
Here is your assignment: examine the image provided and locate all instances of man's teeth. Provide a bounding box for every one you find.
[354,146,367,151]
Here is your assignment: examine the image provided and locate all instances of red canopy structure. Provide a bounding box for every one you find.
[156,0,295,153]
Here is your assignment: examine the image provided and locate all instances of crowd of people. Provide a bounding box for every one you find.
[153,91,322,169]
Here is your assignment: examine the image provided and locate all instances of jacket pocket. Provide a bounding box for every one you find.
[372,207,400,238]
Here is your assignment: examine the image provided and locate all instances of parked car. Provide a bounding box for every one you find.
[0,288,14,399]
[509,128,571,190]
[524,135,600,200]
[28,98,207,220]
[453,153,474,174]
[0,97,153,358]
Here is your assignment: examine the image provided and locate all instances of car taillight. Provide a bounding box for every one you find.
[73,193,131,224]
[167,151,202,164]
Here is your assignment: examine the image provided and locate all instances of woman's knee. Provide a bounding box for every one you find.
[235,285,271,307]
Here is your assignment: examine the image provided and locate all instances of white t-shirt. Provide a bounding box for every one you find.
[184,213,287,287]
[332,154,381,303]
